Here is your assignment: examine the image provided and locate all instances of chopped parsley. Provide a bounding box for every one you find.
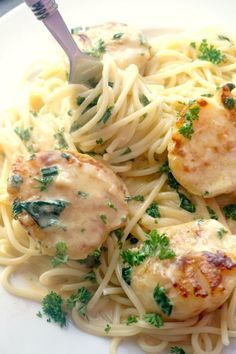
[99,106,113,124]
[34,166,59,192]
[139,94,150,106]
[159,161,179,190]
[51,242,68,268]
[146,201,160,218]
[179,103,200,139]
[54,129,68,150]
[77,96,86,105]
[124,195,144,202]
[217,227,227,239]
[223,97,236,110]
[223,204,236,220]
[122,266,132,285]
[153,284,173,316]
[190,42,196,48]
[142,313,164,328]
[201,93,213,97]
[83,270,96,284]
[77,191,89,199]
[126,315,138,325]
[104,324,111,333]
[108,81,114,88]
[113,32,124,39]
[198,39,225,64]
[121,229,175,266]
[106,200,117,211]
[14,127,31,141]
[86,95,100,111]
[42,291,67,327]
[36,311,42,318]
[206,206,218,220]
[13,200,69,228]
[218,34,231,43]
[121,147,132,155]
[85,39,106,58]
[66,287,92,310]
[9,174,23,187]
[96,138,104,144]
[61,152,71,160]
[170,346,185,354]
[78,248,102,268]
[178,192,196,213]
[100,214,107,224]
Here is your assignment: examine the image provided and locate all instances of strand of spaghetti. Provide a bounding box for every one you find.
[191,332,223,354]
[137,335,168,354]
[1,265,47,301]
[220,302,229,346]
[39,268,86,286]
[227,288,236,330]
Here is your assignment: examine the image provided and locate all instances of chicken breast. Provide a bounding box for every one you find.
[168,98,236,198]
[131,220,236,321]
[72,22,150,70]
[8,150,128,259]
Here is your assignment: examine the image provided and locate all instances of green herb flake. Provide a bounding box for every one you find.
[61,152,71,160]
[217,227,227,239]
[198,39,225,64]
[178,192,196,213]
[125,195,144,202]
[14,127,31,142]
[84,39,106,58]
[107,200,117,211]
[121,147,132,155]
[218,34,231,43]
[13,200,69,228]
[179,121,194,139]
[54,129,68,150]
[78,248,102,268]
[113,32,124,40]
[121,229,175,266]
[9,174,23,187]
[201,93,213,97]
[207,206,218,220]
[77,96,86,106]
[223,204,236,220]
[142,313,164,328]
[179,104,200,139]
[223,97,236,110]
[108,81,114,88]
[170,346,186,354]
[99,106,113,124]
[146,201,160,218]
[159,161,179,190]
[34,166,59,192]
[42,291,67,327]
[71,26,83,35]
[153,284,173,316]
[36,311,42,318]
[104,324,111,334]
[78,191,89,199]
[190,42,196,48]
[139,94,150,106]
[83,271,96,284]
[122,266,132,285]
[66,287,92,310]
[51,242,68,268]
[100,214,107,224]
[126,315,138,325]
[96,138,104,144]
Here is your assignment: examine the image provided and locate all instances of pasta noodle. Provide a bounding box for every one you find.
[0,28,236,354]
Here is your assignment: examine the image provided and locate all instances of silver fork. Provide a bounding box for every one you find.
[24,0,103,85]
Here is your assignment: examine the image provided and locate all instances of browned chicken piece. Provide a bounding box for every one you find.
[72,22,151,70]
[8,150,128,260]
[131,220,236,321]
[168,94,236,198]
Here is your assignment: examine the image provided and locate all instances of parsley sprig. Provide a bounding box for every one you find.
[121,230,175,266]
[42,291,67,327]
[179,103,200,139]
[153,284,173,316]
[142,313,164,328]
[51,242,68,268]
[198,39,225,64]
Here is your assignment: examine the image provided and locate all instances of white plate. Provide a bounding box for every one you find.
[0,1,236,353]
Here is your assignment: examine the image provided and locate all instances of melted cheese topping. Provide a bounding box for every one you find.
[8,151,128,259]
[73,22,150,70]
[168,99,236,198]
[131,220,236,321]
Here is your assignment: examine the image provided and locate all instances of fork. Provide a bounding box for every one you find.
[24,0,103,85]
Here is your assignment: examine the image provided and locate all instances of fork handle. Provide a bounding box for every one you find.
[24,0,83,60]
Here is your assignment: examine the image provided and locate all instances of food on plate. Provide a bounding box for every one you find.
[1,22,236,354]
